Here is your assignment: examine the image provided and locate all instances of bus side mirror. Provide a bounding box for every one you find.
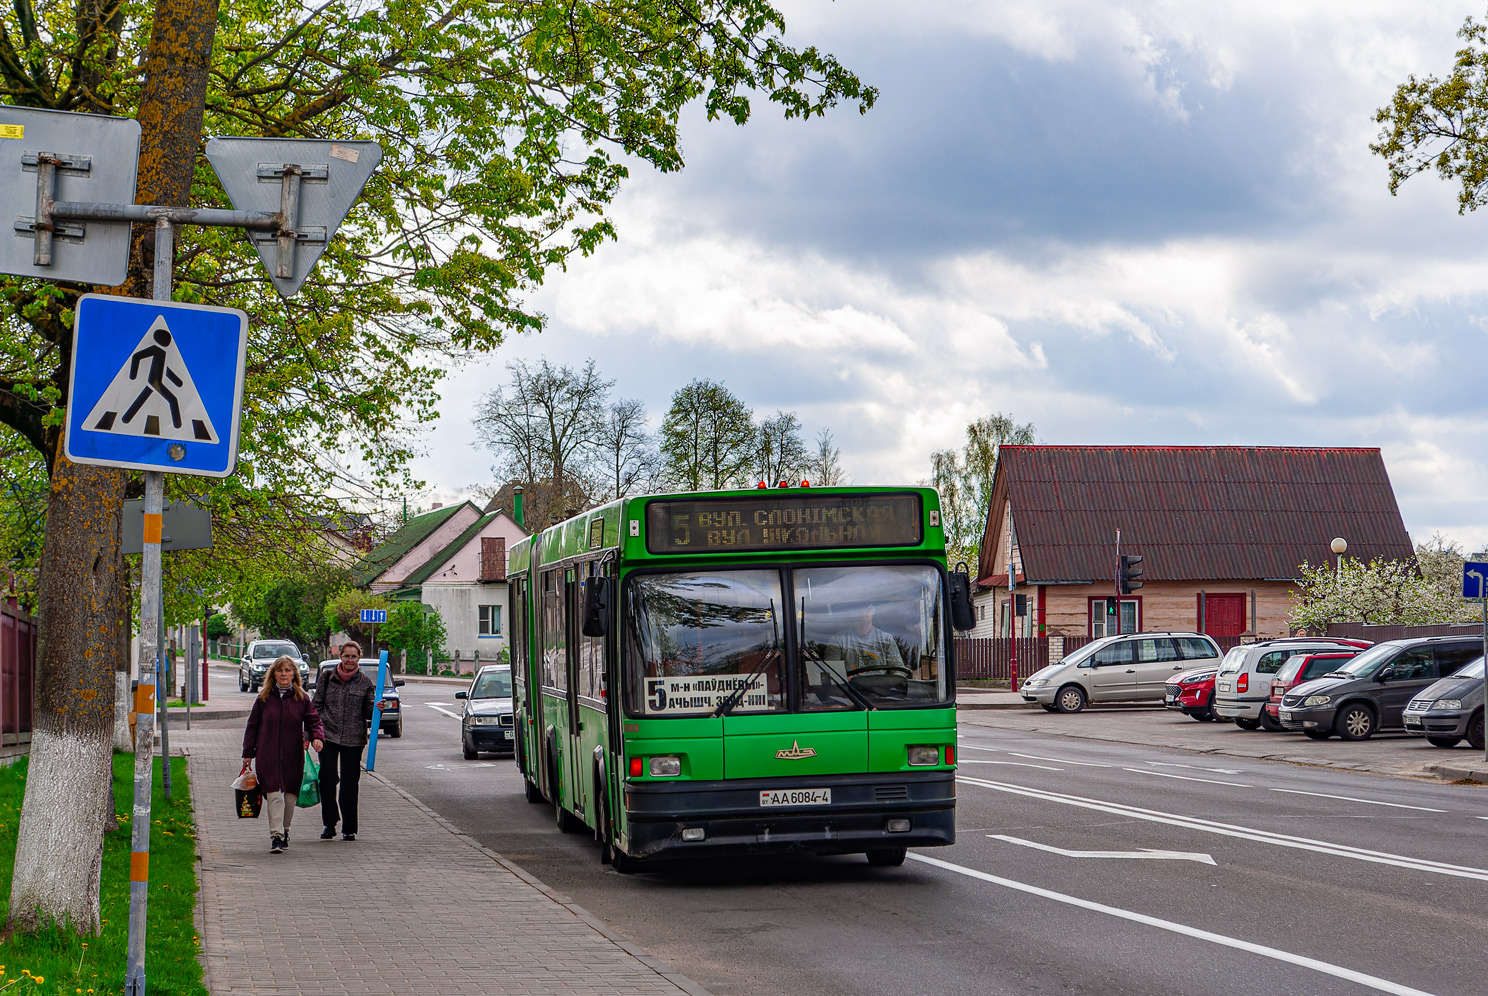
[581,576,612,638]
[949,568,976,632]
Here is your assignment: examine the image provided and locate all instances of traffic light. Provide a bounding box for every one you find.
[1105,596,1117,617]
[1119,554,1144,595]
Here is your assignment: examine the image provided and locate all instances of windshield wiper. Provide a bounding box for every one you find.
[800,596,875,711]
[714,599,780,717]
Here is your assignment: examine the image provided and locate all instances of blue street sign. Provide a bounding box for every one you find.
[360,608,387,624]
[1464,562,1488,599]
[64,294,248,477]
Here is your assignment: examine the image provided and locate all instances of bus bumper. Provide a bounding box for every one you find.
[620,770,955,859]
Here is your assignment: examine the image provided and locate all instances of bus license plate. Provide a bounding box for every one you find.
[760,788,831,807]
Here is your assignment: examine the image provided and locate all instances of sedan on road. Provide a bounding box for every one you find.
[456,665,514,759]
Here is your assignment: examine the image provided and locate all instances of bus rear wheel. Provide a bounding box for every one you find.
[866,846,907,867]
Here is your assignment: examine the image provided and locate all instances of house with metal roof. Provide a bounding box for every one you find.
[358,501,529,663]
[973,446,1415,641]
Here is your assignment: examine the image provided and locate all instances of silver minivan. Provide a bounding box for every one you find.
[1212,638,1366,730]
[1020,632,1222,713]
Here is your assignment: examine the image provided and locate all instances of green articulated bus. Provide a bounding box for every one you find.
[507,485,977,872]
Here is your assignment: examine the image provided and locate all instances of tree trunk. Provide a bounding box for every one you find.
[7,0,221,935]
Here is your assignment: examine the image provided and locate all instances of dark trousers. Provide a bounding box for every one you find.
[319,741,364,834]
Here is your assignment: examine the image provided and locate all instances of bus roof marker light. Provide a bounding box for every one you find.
[757,481,767,489]
[800,480,810,487]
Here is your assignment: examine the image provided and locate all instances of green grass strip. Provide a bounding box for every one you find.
[0,752,206,996]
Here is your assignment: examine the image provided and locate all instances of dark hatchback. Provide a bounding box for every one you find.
[1277,637,1482,741]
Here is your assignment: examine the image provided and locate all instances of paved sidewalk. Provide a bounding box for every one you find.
[176,718,708,996]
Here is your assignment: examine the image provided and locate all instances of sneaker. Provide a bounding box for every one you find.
[341,833,356,841]
[281,832,290,849]
[270,835,284,853]
[320,827,336,840]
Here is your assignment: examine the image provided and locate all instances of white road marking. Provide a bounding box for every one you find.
[909,853,1438,996]
[989,834,1216,865]
[960,759,1063,771]
[1148,760,1242,775]
[426,704,461,719]
[960,744,1001,752]
[1125,767,1249,787]
[1270,788,1446,813]
[1009,751,1112,767]
[959,776,1488,882]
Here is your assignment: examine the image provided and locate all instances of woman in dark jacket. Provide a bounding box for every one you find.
[243,656,325,853]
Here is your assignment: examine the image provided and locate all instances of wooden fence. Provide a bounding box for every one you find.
[1,597,36,747]
[955,633,1247,683]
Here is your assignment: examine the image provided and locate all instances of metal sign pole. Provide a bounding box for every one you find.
[366,650,389,772]
[124,216,174,996]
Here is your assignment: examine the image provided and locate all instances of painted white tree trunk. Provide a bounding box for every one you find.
[113,671,133,752]
[8,726,112,933]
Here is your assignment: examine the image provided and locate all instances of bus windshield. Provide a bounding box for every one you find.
[626,570,787,716]
[624,564,948,716]
[797,565,946,709]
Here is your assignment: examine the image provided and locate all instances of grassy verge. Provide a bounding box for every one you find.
[0,753,205,996]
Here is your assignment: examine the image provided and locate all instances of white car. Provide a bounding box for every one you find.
[238,639,310,692]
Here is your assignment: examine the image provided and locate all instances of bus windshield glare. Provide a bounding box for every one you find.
[626,565,947,716]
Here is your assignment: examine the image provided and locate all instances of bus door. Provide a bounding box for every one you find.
[564,566,584,814]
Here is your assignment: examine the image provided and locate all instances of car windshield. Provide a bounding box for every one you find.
[1059,637,1114,668]
[1450,657,1486,680]
[254,643,297,658]
[1321,643,1401,678]
[470,670,512,698]
[797,564,947,709]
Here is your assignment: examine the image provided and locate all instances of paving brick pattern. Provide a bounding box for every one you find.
[177,720,705,996]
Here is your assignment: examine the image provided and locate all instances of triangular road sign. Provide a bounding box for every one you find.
[82,314,218,443]
[204,137,382,298]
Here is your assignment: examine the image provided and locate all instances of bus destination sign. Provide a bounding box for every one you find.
[645,493,923,554]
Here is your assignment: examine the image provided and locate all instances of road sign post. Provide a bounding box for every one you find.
[365,650,390,772]
[1464,562,1488,765]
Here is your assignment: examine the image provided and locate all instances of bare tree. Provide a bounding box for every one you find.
[804,428,846,486]
[594,398,657,501]
[475,359,612,523]
[753,411,807,486]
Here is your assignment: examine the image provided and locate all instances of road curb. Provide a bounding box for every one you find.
[1424,762,1488,782]
[161,708,250,722]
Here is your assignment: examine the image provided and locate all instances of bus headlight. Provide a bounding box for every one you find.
[648,756,681,777]
[907,746,939,766]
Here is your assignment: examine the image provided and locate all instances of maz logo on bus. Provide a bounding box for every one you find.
[775,740,817,760]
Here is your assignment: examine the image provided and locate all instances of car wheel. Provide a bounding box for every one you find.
[1258,709,1284,732]
[250,681,259,693]
[390,716,403,738]
[1040,703,1058,713]
[1234,716,1261,731]
[1304,729,1332,740]
[462,730,478,760]
[1427,736,1462,749]
[1468,711,1485,752]
[1335,703,1376,741]
[866,846,908,867]
[1193,708,1216,722]
[1054,685,1087,714]
[239,674,248,693]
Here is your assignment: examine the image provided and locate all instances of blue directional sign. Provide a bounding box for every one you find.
[1464,562,1488,599]
[64,294,247,477]
[360,608,387,624]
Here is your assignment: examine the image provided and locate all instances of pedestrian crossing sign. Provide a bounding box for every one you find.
[65,294,248,477]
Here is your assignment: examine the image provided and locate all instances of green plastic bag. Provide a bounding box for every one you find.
[297,750,321,808]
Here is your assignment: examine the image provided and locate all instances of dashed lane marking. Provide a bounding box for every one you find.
[425,704,461,720]
[1269,788,1446,813]
[1125,767,1249,788]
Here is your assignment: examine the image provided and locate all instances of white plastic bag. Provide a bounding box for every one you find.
[231,759,257,791]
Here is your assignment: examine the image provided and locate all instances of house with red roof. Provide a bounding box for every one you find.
[973,446,1415,642]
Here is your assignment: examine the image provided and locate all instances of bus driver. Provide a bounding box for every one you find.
[822,604,906,674]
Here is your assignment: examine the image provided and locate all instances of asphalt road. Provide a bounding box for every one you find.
[213,669,1488,996]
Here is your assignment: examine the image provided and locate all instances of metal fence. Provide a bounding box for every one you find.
[1325,622,1485,643]
[1,597,36,747]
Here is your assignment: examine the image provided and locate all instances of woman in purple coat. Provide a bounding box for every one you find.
[243,656,325,853]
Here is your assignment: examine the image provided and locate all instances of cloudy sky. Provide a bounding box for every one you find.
[408,1,1488,553]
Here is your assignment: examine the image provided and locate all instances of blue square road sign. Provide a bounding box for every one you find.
[1464,562,1488,600]
[65,294,247,477]
[361,609,387,624]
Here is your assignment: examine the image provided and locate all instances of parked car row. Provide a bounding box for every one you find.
[1020,631,1487,750]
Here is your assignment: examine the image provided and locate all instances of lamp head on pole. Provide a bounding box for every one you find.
[1330,537,1348,556]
